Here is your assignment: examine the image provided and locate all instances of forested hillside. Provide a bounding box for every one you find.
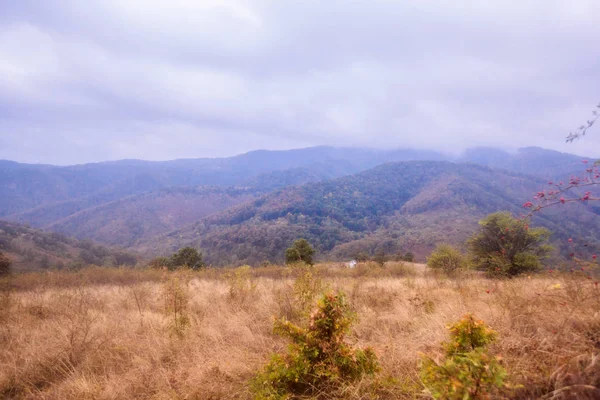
[1,147,444,218]
[138,161,600,265]
[0,220,138,272]
[2,146,594,255]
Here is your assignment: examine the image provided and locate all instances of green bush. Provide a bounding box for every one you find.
[275,264,325,323]
[285,239,315,266]
[292,266,324,318]
[169,247,205,270]
[0,252,11,276]
[252,292,379,399]
[427,244,465,275]
[467,212,552,276]
[421,314,507,399]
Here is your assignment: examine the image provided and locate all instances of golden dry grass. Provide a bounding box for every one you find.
[0,263,599,399]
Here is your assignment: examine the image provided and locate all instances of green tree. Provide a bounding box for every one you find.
[0,251,12,276]
[170,247,205,270]
[467,212,552,276]
[285,239,315,265]
[427,244,465,275]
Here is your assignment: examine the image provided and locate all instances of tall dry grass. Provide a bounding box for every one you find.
[0,263,598,399]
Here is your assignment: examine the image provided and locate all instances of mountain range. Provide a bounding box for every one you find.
[1,145,598,268]
[136,160,600,265]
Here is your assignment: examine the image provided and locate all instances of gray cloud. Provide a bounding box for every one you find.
[0,0,599,164]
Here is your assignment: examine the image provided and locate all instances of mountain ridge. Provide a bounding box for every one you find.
[2,146,595,254]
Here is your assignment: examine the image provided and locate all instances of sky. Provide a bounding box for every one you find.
[0,1,599,165]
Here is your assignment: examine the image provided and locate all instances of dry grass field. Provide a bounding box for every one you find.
[1,263,599,399]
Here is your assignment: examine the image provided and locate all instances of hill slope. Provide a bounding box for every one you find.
[43,187,258,247]
[0,220,138,272]
[137,161,600,265]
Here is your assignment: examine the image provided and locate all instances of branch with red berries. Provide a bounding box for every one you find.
[521,103,600,271]
[523,160,600,213]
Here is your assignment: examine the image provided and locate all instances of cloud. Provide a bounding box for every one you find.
[0,0,599,164]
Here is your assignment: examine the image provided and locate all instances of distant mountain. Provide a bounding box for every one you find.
[2,146,593,251]
[1,147,447,233]
[137,161,600,266]
[0,146,447,217]
[4,167,350,246]
[460,146,589,179]
[0,220,138,272]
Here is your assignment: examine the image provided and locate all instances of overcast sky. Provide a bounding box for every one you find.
[0,1,599,165]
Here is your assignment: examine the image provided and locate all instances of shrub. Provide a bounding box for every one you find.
[0,252,11,276]
[467,212,552,276]
[285,239,315,266]
[169,247,205,270]
[421,314,506,399]
[252,292,379,399]
[292,266,324,318]
[226,265,257,307]
[372,249,387,267]
[275,265,325,322]
[427,244,465,275]
[162,275,190,337]
[148,256,172,269]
